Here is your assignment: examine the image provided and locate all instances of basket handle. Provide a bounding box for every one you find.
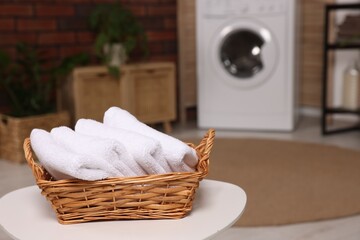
[196,128,215,176]
[23,138,45,181]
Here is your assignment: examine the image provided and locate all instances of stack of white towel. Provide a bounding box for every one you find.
[30,107,199,181]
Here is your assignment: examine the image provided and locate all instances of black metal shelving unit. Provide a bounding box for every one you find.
[322,3,360,135]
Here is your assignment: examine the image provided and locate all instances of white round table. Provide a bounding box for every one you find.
[0,179,246,240]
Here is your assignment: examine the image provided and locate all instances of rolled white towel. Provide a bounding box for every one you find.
[75,119,168,175]
[103,107,198,172]
[30,129,111,181]
[51,126,137,177]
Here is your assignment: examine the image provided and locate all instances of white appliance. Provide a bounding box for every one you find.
[196,0,299,130]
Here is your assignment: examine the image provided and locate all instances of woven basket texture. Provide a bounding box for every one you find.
[0,112,70,163]
[23,128,215,224]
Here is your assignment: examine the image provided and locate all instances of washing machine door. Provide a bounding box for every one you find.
[211,19,278,89]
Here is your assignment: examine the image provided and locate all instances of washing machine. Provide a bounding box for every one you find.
[196,0,299,130]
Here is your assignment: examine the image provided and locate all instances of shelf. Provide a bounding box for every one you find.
[325,107,360,114]
[321,3,360,135]
[326,3,360,10]
[322,108,360,135]
[327,43,360,50]
[324,124,360,135]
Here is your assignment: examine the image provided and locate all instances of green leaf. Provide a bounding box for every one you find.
[107,66,120,78]
[88,2,149,61]
[95,33,109,56]
[0,43,89,117]
[55,53,90,77]
[0,50,10,70]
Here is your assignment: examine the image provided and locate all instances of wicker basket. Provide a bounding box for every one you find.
[0,111,70,163]
[23,129,215,224]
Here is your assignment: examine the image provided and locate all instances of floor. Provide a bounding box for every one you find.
[1,116,360,239]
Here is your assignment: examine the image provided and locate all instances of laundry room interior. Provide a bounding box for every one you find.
[0,0,360,239]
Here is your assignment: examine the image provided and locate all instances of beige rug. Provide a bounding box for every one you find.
[188,137,360,226]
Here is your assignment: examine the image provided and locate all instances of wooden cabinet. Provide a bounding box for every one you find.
[120,63,176,132]
[58,62,176,132]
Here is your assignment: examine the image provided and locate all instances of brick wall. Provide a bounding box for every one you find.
[0,0,177,112]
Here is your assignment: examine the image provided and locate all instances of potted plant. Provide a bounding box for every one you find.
[0,43,89,163]
[89,2,148,77]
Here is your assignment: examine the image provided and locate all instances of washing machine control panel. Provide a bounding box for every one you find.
[203,0,287,16]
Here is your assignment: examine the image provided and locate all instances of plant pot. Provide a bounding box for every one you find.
[103,43,128,67]
[0,111,70,163]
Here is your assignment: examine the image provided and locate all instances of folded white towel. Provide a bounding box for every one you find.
[51,126,137,177]
[103,107,198,172]
[30,129,111,181]
[75,119,168,175]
